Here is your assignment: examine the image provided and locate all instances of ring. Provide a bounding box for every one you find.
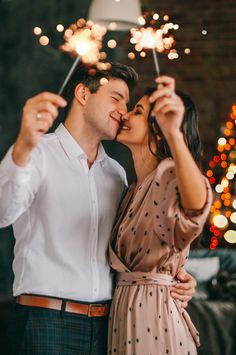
[168,90,176,98]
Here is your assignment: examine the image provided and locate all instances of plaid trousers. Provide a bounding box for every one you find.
[7,304,108,355]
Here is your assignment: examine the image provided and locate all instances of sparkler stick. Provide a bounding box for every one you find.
[58,55,81,95]
[152,48,160,77]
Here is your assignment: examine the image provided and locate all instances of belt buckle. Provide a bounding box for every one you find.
[88,303,104,317]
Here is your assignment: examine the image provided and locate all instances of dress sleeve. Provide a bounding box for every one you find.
[152,159,212,251]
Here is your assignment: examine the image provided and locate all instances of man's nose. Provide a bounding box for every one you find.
[118,102,128,117]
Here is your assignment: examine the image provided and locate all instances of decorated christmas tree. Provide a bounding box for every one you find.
[206,104,236,249]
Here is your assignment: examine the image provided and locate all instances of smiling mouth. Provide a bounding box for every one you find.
[111,116,121,128]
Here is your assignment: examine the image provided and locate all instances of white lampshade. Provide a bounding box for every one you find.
[88,0,142,31]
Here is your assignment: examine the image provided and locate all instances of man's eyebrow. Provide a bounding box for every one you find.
[111,91,130,104]
[110,91,125,99]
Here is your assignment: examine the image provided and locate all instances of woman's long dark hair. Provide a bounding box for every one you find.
[145,87,202,167]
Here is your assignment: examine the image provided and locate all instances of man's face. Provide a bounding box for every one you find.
[83,78,129,140]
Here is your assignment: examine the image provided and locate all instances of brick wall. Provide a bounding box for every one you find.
[115,0,236,167]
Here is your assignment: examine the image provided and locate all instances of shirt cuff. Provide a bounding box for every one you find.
[0,146,33,184]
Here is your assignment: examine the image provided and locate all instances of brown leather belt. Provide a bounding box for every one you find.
[16,295,110,317]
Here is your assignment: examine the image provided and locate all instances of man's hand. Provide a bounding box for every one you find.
[13,92,67,167]
[170,270,196,308]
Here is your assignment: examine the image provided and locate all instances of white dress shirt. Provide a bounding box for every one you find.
[0,124,127,302]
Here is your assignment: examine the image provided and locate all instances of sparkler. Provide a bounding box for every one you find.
[130,13,179,76]
[58,19,107,95]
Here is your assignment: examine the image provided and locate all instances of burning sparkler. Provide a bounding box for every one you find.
[130,13,179,76]
[58,19,107,95]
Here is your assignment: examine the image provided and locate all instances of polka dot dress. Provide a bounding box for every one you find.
[108,159,212,355]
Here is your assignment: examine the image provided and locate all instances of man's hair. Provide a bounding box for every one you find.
[62,62,139,117]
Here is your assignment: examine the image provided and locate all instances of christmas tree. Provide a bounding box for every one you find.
[206,104,236,249]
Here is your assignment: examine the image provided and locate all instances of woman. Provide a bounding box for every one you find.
[108,76,212,354]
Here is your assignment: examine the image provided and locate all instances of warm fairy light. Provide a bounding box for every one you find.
[202,30,207,35]
[206,170,213,177]
[168,49,179,60]
[138,16,146,26]
[135,44,142,52]
[108,22,118,30]
[128,52,135,60]
[33,27,42,35]
[226,172,234,180]
[228,164,236,173]
[209,161,215,168]
[39,36,49,46]
[99,51,107,60]
[209,177,216,184]
[215,184,224,193]
[221,153,227,160]
[224,230,236,243]
[213,155,220,163]
[226,121,234,129]
[153,13,159,20]
[229,138,235,145]
[214,200,222,209]
[224,200,231,207]
[140,51,146,57]
[225,211,232,218]
[221,178,229,188]
[217,145,224,152]
[100,77,109,85]
[225,144,231,151]
[212,214,228,229]
[163,15,169,21]
[184,48,191,54]
[56,24,64,32]
[230,212,236,223]
[233,199,236,209]
[218,137,227,146]
[224,129,231,136]
[60,20,107,65]
[221,161,227,168]
[107,39,117,48]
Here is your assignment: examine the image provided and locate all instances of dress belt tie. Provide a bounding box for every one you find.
[116,272,200,347]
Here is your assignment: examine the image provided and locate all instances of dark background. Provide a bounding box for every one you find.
[0,0,236,297]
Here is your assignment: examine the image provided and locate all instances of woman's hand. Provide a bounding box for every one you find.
[170,270,197,308]
[149,76,185,140]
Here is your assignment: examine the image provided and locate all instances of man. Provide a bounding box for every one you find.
[0,63,195,354]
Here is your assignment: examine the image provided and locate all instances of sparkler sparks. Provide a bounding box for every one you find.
[130,12,179,76]
[58,19,107,95]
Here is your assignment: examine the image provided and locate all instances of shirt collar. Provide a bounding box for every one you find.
[55,123,107,162]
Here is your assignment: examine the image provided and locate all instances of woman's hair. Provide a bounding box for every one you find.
[145,87,202,167]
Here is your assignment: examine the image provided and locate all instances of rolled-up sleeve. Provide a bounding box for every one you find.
[153,159,212,251]
[0,146,44,227]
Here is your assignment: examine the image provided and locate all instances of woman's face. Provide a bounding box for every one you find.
[117,95,151,147]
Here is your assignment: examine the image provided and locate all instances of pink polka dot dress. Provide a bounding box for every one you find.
[108,159,212,355]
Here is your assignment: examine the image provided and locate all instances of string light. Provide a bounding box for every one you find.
[207,105,236,247]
